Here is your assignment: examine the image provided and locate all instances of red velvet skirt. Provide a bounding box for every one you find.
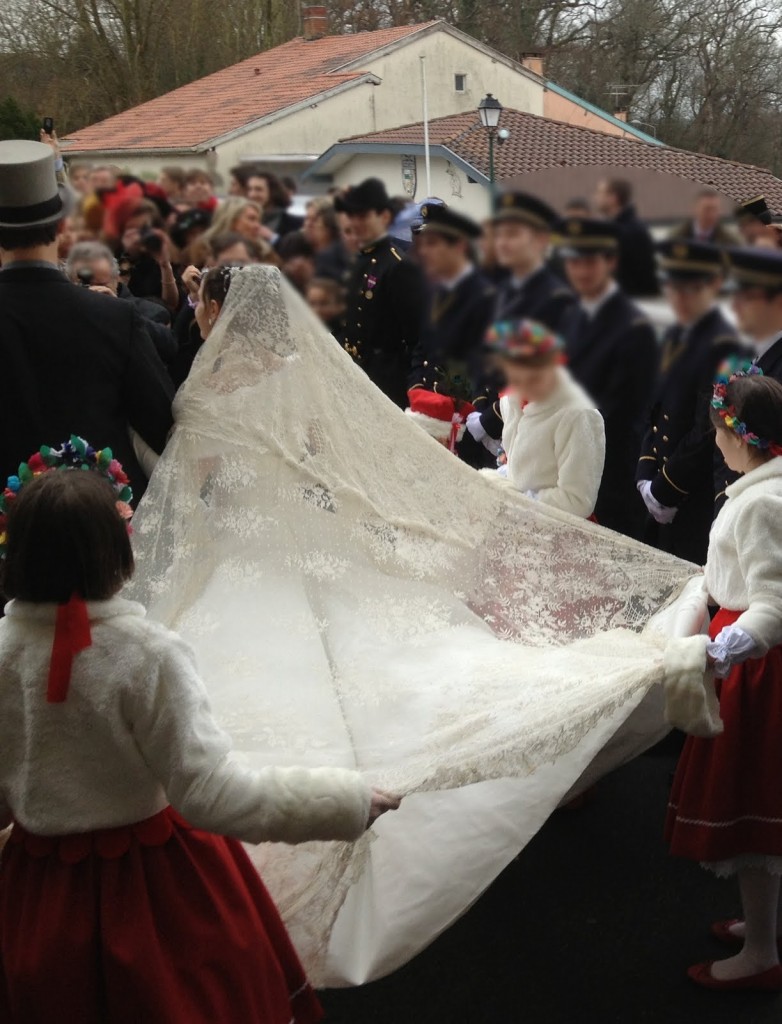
[0,807,323,1024]
[665,608,782,863]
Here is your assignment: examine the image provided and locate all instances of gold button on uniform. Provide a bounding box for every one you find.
[653,426,658,433]
[663,435,669,442]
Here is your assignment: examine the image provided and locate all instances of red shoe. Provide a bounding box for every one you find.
[688,961,782,991]
[712,920,782,956]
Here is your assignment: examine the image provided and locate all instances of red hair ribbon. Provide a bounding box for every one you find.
[47,595,92,703]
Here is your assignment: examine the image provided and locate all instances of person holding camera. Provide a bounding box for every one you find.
[0,140,173,500]
[66,241,177,366]
[112,197,180,312]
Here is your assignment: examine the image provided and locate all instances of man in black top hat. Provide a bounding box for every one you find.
[637,240,743,563]
[465,191,575,451]
[335,178,426,408]
[407,203,495,464]
[0,140,173,502]
[713,246,782,508]
[557,216,658,538]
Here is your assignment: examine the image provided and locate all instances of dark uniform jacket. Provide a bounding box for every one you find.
[614,205,659,298]
[715,333,782,515]
[637,308,743,563]
[475,265,575,439]
[340,235,426,408]
[409,267,495,394]
[0,265,174,501]
[561,287,658,537]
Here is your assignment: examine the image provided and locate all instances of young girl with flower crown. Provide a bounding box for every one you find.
[0,440,399,1023]
[665,365,782,991]
[481,319,606,520]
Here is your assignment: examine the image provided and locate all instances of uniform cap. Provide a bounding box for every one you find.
[555,217,621,257]
[334,178,392,214]
[656,238,726,281]
[492,191,558,231]
[417,202,482,240]
[726,245,782,290]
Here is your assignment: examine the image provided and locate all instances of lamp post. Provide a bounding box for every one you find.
[478,93,503,205]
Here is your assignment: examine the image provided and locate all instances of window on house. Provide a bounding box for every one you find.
[455,74,467,93]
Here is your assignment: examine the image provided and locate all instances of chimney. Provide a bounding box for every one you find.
[614,107,628,122]
[521,52,545,77]
[302,5,328,41]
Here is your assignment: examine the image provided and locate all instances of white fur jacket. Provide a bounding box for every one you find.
[0,598,370,842]
[704,456,782,654]
[498,367,606,519]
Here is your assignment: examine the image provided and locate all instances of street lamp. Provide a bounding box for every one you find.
[478,93,503,202]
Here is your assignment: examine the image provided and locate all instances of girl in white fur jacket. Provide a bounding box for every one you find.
[483,319,605,519]
[0,465,398,1024]
[665,367,782,992]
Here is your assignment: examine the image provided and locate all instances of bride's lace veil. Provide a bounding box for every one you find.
[127,265,695,983]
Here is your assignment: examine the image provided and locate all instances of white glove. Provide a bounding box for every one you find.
[637,479,677,525]
[706,625,761,678]
[497,463,509,478]
[466,411,502,457]
[523,489,539,500]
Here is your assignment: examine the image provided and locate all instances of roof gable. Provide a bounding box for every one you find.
[62,21,439,154]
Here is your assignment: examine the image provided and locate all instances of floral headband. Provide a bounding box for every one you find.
[0,436,133,559]
[485,318,566,360]
[711,360,782,456]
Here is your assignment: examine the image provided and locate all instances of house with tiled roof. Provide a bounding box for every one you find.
[61,12,657,185]
[307,107,782,221]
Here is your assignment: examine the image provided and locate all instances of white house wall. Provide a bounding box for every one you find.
[329,152,492,220]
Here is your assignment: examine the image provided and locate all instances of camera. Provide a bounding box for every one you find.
[42,116,54,135]
[140,227,163,257]
[76,268,94,287]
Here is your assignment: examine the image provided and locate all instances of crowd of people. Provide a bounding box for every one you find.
[2,129,782,1021]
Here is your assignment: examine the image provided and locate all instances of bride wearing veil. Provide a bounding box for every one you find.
[128,266,703,987]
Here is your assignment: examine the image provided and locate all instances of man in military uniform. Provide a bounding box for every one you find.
[714,246,782,510]
[335,178,426,408]
[465,191,575,452]
[406,203,495,465]
[636,240,744,564]
[557,217,658,538]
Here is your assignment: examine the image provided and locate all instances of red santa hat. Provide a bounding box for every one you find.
[405,389,476,450]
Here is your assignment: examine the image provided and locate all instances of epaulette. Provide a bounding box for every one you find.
[713,334,739,347]
[631,315,651,327]
[390,247,403,262]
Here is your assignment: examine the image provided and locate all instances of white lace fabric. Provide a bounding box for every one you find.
[128,267,697,984]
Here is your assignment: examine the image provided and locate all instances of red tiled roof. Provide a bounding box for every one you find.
[63,22,438,153]
[342,109,782,209]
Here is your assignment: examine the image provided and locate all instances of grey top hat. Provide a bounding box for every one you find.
[0,140,73,229]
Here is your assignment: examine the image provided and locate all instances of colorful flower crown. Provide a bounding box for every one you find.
[0,436,133,559]
[485,318,566,361]
[711,360,782,456]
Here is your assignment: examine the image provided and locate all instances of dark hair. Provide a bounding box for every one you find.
[2,472,134,603]
[202,265,233,308]
[311,202,341,244]
[161,165,186,188]
[185,168,213,186]
[277,231,314,261]
[606,179,633,207]
[229,164,256,189]
[248,171,290,210]
[0,222,59,251]
[709,374,782,456]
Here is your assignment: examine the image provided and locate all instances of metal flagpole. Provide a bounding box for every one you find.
[420,55,432,197]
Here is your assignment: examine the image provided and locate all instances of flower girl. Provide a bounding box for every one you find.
[0,440,399,1023]
[484,319,605,519]
[666,366,782,990]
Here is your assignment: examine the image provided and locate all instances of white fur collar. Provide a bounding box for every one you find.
[724,456,782,502]
[4,596,146,624]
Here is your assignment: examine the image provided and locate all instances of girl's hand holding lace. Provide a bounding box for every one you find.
[368,789,402,827]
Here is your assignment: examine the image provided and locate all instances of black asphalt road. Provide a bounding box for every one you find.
[320,735,781,1023]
